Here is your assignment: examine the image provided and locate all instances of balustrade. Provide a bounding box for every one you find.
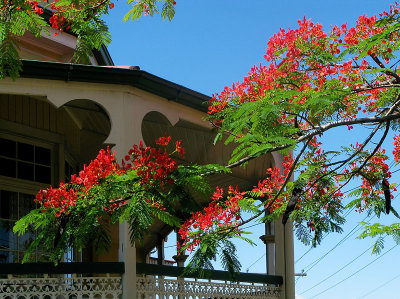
[135,263,282,299]
[0,262,124,299]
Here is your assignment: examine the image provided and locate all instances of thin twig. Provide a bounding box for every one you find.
[370,54,400,83]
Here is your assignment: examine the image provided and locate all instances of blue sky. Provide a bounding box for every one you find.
[103,1,400,298]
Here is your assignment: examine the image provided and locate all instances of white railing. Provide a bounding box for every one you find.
[148,257,176,266]
[136,275,280,299]
[0,274,122,299]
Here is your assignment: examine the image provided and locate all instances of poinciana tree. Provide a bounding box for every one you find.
[0,0,176,78]
[10,2,400,272]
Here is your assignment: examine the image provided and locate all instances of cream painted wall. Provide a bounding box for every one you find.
[0,77,208,159]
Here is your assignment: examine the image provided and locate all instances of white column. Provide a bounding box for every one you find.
[119,222,136,299]
[261,220,276,275]
[275,219,295,299]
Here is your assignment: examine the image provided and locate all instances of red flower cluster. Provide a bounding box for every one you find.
[34,137,183,218]
[356,148,396,212]
[137,0,149,16]
[208,5,400,131]
[155,135,171,146]
[71,147,121,188]
[252,167,282,195]
[35,183,78,217]
[49,13,67,30]
[122,136,180,188]
[35,147,120,217]
[393,134,400,163]
[179,186,243,251]
[45,0,116,33]
[27,0,43,14]
[175,140,184,157]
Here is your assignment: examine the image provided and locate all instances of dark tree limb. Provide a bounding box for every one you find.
[382,179,391,215]
[282,187,302,225]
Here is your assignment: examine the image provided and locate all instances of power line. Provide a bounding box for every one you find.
[358,272,400,299]
[246,252,266,272]
[302,243,375,294]
[308,244,398,298]
[295,247,313,264]
[301,214,373,273]
[242,222,263,230]
[391,167,400,174]
[296,153,399,285]
[295,193,355,265]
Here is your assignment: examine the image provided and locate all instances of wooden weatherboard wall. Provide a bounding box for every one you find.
[0,94,81,153]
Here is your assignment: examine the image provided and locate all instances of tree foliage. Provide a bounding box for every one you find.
[0,0,175,78]
[9,2,400,274]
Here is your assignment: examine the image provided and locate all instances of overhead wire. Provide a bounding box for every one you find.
[301,241,378,294]
[297,187,400,285]
[297,66,400,290]
[308,244,398,298]
[358,272,400,299]
[295,189,356,266]
[391,167,400,174]
[246,252,266,272]
[297,170,400,271]
[300,213,374,274]
[242,222,263,230]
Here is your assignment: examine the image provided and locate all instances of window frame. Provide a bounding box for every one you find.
[0,118,81,263]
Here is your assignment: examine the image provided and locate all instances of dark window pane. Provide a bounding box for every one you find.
[65,161,74,182]
[0,138,16,158]
[17,142,34,162]
[19,193,35,217]
[19,231,35,251]
[35,165,51,184]
[0,158,16,177]
[17,161,34,181]
[35,147,51,166]
[0,250,18,263]
[0,191,9,219]
[0,190,18,219]
[0,220,17,249]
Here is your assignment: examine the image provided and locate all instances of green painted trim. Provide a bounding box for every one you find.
[136,263,283,285]
[0,262,125,274]
[20,60,209,112]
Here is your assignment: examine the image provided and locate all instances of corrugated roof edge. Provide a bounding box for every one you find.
[19,60,210,112]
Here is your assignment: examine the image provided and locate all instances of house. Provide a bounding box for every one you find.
[0,20,294,299]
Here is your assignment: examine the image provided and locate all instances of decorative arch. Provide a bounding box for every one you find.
[60,99,112,163]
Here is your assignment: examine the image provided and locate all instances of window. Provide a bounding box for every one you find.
[0,133,56,263]
[0,190,46,263]
[0,137,52,184]
[64,158,82,263]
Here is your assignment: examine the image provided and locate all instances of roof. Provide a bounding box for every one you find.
[19,60,210,112]
[41,9,113,66]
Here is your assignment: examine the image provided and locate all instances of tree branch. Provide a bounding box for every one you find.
[370,54,400,83]
[223,112,400,170]
[335,121,390,193]
[223,136,313,232]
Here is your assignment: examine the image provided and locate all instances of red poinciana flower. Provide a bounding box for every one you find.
[36,147,120,217]
[179,185,244,252]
